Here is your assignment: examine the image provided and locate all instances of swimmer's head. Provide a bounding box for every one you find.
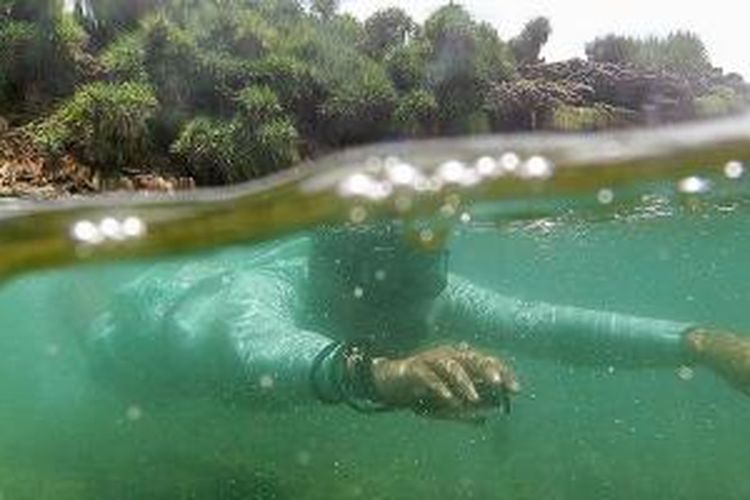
[309,221,449,306]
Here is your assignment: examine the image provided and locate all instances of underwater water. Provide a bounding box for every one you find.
[2,116,750,499]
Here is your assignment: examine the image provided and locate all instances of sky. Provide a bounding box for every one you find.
[341,0,748,79]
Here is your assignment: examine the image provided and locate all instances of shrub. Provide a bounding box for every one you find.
[510,17,551,65]
[170,117,237,185]
[319,60,397,144]
[0,15,87,106]
[384,41,430,92]
[171,87,300,184]
[142,16,204,111]
[586,31,712,80]
[694,86,748,118]
[393,89,438,136]
[36,82,158,175]
[548,103,635,131]
[235,85,284,123]
[101,32,148,83]
[362,7,415,60]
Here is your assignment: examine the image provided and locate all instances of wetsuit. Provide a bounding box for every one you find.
[87,225,694,405]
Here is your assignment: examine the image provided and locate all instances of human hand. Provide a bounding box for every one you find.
[370,343,519,422]
[685,328,750,395]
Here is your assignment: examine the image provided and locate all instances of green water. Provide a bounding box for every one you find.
[2,116,750,499]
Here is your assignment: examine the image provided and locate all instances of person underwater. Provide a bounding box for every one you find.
[86,221,750,422]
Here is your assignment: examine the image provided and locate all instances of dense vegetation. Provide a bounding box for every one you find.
[1,0,748,187]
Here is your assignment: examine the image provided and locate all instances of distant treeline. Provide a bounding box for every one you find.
[1,0,748,185]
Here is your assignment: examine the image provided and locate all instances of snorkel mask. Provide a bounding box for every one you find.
[309,221,449,307]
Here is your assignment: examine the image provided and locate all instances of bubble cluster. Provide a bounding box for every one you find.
[336,152,555,208]
[676,365,694,381]
[70,216,146,245]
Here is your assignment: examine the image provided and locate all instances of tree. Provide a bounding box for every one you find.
[585,34,636,64]
[585,31,712,80]
[36,82,158,175]
[510,16,551,65]
[310,0,337,21]
[362,7,415,60]
[422,4,513,134]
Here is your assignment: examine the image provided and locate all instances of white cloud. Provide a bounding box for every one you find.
[341,0,748,78]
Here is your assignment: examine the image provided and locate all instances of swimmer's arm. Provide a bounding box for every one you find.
[429,274,694,368]
[88,270,341,405]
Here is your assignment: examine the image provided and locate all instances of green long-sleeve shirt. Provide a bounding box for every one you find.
[87,233,693,405]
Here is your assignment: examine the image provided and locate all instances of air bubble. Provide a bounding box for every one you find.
[126,404,143,421]
[678,176,711,194]
[437,160,466,183]
[440,203,457,217]
[71,220,103,244]
[475,156,499,177]
[374,270,386,281]
[349,206,367,224]
[597,188,614,204]
[460,212,472,223]
[353,286,364,298]
[259,374,274,389]
[122,216,146,237]
[676,365,694,381]
[521,155,554,179]
[724,160,744,179]
[99,217,123,240]
[385,159,417,185]
[419,228,434,243]
[499,152,521,173]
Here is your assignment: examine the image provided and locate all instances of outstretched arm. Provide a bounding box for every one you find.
[432,275,750,396]
[430,274,694,368]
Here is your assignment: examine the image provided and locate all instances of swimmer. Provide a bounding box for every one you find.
[87,221,750,421]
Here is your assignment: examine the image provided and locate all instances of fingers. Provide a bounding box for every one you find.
[461,350,521,394]
[431,358,480,404]
[412,364,460,409]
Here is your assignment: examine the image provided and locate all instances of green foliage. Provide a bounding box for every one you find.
[36,82,158,175]
[196,8,277,58]
[169,117,236,184]
[0,14,87,108]
[172,87,300,184]
[384,41,430,92]
[694,86,747,118]
[243,55,324,112]
[84,0,164,47]
[310,0,338,21]
[1,0,742,187]
[510,17,551,65]
[101,32,148,83]
[585,34,636,64]
[586,31,712,80]
[636,32,711,79]
[362,8,415,60]
[235,85,283,123]
[319,60,397,144]
[422,4,514,133]
[142,15,202,108]
[548,103,635,131]
[393,89,438,136]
